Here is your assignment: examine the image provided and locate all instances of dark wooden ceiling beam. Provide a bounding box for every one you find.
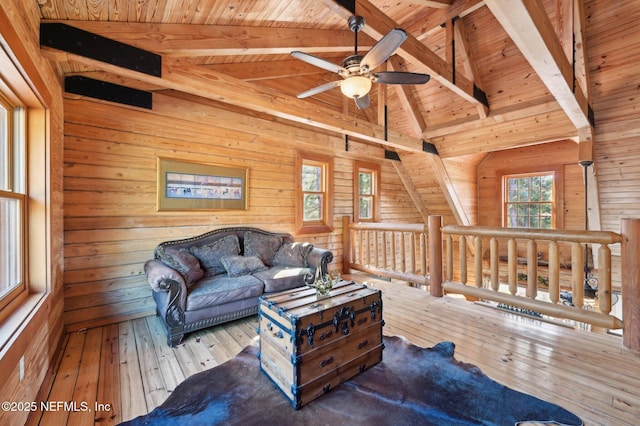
[41,46,424,153]
[40,19,374,56]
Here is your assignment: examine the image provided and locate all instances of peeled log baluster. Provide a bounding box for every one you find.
[548,241,560,304]
[490,237,499,291]
[598,244,612,314]
[508,238,517,295]
[527,240,537,300]
[459,235,467,284]
[571,243,584,309]
[474,236,483,288]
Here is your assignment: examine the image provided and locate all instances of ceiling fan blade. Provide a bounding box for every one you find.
[360,29,408,71]
[296,80,342,99]
[376,71,431,85]
[291,51,347,74]
[354,93,371,109]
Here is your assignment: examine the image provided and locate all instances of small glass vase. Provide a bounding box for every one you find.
[308,269,340,298]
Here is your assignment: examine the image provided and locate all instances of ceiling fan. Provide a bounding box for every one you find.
[291,15,430,109]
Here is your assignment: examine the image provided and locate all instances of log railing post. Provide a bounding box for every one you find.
[622,218,640,350]
[342,216,351,275]
[429,215,443,297]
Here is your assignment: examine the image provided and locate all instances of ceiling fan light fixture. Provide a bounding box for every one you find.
[340,76,372,99]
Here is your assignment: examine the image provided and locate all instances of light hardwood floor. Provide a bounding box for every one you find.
[29,275,640,425]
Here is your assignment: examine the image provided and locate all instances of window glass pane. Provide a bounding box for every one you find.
[505,173,554,229]
[530,187,540,202]
[541,175,553,201]
[358,172,372,195]
[0,197,21,297]
[303,194,322,221]
[302,164,322,192]
[359,196,373,219]
[517,204,529,216]
[517,178,528,201]
[531,175,540,188]
[0,103,7,190]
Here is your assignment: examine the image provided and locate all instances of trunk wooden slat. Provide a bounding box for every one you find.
[258,281,384,409]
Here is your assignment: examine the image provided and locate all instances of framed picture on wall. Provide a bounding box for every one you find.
[157,157,248,211]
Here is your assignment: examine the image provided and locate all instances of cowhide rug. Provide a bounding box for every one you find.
[121,336,582,426]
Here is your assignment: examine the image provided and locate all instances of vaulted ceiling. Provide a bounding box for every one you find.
[38,0,592,160]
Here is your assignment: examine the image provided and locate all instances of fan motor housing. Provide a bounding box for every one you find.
[348,15,365,33]
[342,55,364,73]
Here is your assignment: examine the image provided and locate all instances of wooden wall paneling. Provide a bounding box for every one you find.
[61,90,431,329]
[563,163,585,231]
[380,160,426,224]
[398,152,457,225]
[442,153,485,225]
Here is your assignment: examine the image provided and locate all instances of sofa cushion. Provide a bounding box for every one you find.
[272,242,314,267]
[221,255,268,277]
[253,266,311,293]
[186,274,264,311]
[244,231,282,266]
[156,247,204,287]
[190,234,241,276]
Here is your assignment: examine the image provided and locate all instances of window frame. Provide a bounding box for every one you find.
[0,93,26,312]
[0,39,48,333]
[295,151,333,235]
[353,161,380,223]
[501,168,563,230]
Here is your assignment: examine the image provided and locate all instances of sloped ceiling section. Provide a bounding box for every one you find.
[38,0,593,225]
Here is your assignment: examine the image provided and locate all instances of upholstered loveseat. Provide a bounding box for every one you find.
[144,227,333,346]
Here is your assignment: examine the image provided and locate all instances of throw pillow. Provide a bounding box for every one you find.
[220,255,268,277]
[156,246,204,286]
[273,242,314,267]
[243,231,283,266]
[190,234,241,276]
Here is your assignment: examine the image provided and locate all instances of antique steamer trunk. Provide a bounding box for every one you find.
[258,281,384,409]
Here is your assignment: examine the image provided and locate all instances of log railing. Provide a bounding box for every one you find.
[433,216,625,331]
[342,216,432,286]
[343,215,640,349]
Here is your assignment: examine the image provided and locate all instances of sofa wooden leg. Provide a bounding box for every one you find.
[168,333,184,347]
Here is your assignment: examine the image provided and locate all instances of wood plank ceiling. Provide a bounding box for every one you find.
[37,0,591,161]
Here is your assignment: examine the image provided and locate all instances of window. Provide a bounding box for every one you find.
[354,161,380,222]
[296,152,333,234]
[0,93,26,311]
[503,172,555,229]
